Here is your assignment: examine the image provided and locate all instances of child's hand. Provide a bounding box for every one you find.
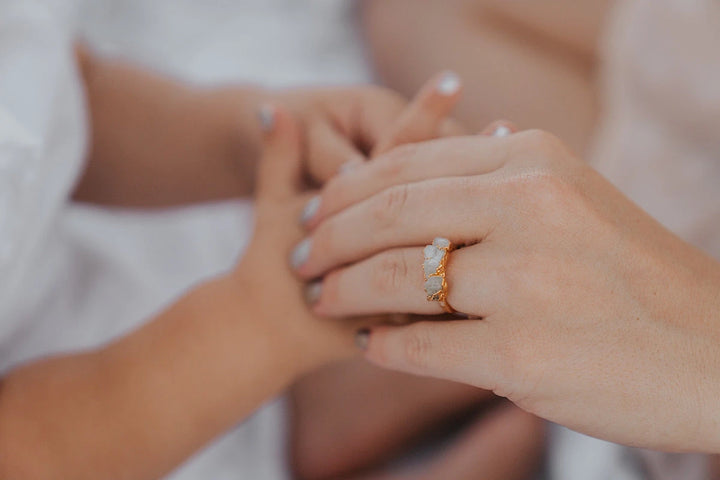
[268,72,464,184]
[224,104,365,377]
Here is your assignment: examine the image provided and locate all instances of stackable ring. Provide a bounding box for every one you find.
[423,237,456,314]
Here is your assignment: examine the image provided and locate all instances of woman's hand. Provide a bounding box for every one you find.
[291,128,720,453]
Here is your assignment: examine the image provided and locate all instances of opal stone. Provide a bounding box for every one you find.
[424,275,443,296]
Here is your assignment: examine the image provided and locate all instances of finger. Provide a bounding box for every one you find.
[306,119,366,184]
[421,405,545,480]
[256,104,303,199]
[438,117,467,138]
[306,245,499,318]
[301,134,512,229]
[372,71,463,156]
[360,320,502,389]
[480,120,519,137]
[292,175,501,279]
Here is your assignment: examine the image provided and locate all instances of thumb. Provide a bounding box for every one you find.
[256,103,303,199]
[358,320,501,390]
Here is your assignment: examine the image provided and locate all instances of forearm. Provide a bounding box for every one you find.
[73,47,266,207]
[0,277,291,480]
[361,0,601,153]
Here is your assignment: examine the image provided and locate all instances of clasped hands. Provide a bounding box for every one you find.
[237,72,720,454]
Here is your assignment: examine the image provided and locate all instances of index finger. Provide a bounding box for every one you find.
[372,71,464,156]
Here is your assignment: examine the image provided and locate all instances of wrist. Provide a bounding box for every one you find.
[207,273,312,386]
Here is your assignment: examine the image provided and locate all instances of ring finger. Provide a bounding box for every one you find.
[305,244,501,318]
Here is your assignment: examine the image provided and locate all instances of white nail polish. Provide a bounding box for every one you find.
[258,104,276,132]
[436,71,461,96]
[291,238,312,270]
[304,281,323,305]
[300,196,321,226]
[492,125,512,137]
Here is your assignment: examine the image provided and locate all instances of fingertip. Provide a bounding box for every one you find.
[255,103,302,197]
[257,103,277,135]
[435,70,462,97]
[480,120,519,137]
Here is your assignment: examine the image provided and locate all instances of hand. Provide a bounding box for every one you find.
[267,71,464,184]
[223,104,366,378]
[290,128,720,452]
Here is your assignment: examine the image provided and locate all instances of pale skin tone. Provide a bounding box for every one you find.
[290,78,544,480]
[0,107,366,479]
[1,48,542,479]
[293,128,720,453]
[73,45,413,206]
[362,2,720,468]
[361,0,614,154]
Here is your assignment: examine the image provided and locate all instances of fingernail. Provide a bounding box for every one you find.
[355,329,371,350]
[436,71,461,96]
[492,125,512,137]
[304,281,323,305]
[300,195,321,226]
[290,238,312,270]
[257,104,276,133]
[338,159,363,175]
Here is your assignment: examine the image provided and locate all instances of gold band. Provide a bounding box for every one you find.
[423,238,456,314]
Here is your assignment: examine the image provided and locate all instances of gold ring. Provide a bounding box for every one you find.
[423,237,456,314]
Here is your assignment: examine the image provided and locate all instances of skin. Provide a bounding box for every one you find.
[361,0,614,154]
[364,0,720,473]
[1,52,542,479]
[73,46,411,207]
[290,80,544,480]
[292,129,720,453]
[0,107,369,480]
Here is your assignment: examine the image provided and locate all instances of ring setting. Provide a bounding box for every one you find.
[423,237,456,314]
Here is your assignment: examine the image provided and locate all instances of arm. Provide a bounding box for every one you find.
[73,47,416,207]
[361,0,612,153]
[73,46,264,206]
[0,279,286,480]
[0,107,361,480]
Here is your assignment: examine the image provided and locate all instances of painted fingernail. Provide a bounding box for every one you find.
[304,281,323,306]
[290,238,312,270]
[338,159,363,175]
[492,125,512,137]
[257,104,276,133]
[300,195,321,226]
[436,71,461,96]
[355,329,371,350]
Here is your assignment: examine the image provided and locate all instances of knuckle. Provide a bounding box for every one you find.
[372,184,410,229]
[517,129,562,152]
[312,217,337,256]
[321,175,346,212]
[371,250,409,294]
[402,324,434,370]
[372,152,409,179]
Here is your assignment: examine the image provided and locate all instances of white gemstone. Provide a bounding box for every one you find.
[424,276,443,296]
[424,245,439,258]
[424,257,441,276]
[433,237,450,249]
